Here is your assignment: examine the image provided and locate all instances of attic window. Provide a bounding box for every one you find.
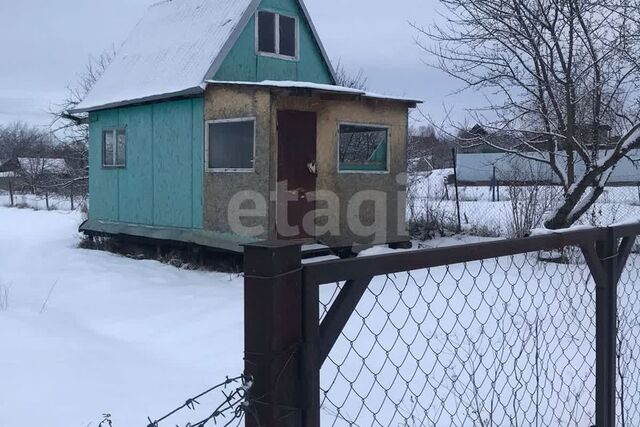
[257,11,298,59]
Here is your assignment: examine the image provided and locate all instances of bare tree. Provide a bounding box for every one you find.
[50,49,114,144]
[49,48,115,195]
[417,0,640,229]
[18,157,67,194]
[408,126,456,170]
[0,122,50,160]
[334,59,369,90]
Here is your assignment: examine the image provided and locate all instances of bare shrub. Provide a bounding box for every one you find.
[508,185,560,238]
[407,171,460,239]
[505,160,561,238]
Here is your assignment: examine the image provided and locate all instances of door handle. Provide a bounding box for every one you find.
[307,161,317,175]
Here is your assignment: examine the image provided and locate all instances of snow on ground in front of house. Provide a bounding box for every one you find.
[0,207,245,427]
[0,202,505,427]
[0,191,79,211]
[0,200,612,426]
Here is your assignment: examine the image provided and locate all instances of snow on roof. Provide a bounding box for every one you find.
[71,0,339,113]
[206,80,423,104]
[73,0,256,113]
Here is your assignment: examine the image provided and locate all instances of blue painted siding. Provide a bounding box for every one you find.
[191,97,204,229]
[214,0,334,84]
[118,105,153,225]
[89,109,119,221]
[88,97,204,229]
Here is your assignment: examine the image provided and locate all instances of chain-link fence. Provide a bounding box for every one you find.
[319,252,598,425]
[617,248,640,425]
[407,152,640,238]
[243,224,640,427]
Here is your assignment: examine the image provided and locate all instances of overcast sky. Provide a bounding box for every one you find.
[0,0,475,128]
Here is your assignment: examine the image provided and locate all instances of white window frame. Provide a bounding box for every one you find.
[337,122,391,175]
[102,128,126,169]
[255,11,300,61]
[205,117,257,173]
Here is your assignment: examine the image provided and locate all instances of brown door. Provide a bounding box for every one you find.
[277,110,317,240]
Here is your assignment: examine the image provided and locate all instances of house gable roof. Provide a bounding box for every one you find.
[73,0,336,113]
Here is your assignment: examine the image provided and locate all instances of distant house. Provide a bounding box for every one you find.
[456,151,640,186]
[0,158,18,179]
[71,0,420,252]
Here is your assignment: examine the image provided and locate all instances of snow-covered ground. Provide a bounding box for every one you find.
[409,169,640,236]
[0,191,80,211]
[2,192,637,426]
[0,207,244,427]
[0,202,501,427]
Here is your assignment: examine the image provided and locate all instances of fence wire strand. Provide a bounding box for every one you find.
[146,375,253,427]
[317,243,640,426]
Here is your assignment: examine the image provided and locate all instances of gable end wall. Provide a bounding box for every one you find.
[213,0,334,84]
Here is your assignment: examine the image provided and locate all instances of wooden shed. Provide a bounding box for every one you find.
[71,0,420,253]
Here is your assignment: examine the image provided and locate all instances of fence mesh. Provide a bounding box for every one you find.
[407,169,640,238]
[617,241,640,426]
[317,244,640,426]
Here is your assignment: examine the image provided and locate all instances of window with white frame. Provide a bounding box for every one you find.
[257,11,298,59]
[102,129,126,168]
[338,124,389,172]
[207,118,256,171]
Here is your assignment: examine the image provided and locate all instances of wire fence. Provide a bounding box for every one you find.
[242,225,640,426]
[407,152,640,238]
[318,250,601,425]
[617,249,640,425]
[145,375,253,427]
[0,188,83,211]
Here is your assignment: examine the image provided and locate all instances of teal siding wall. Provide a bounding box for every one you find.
[214,0,334,84]
[88,97,204,229]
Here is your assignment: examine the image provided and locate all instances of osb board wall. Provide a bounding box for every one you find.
[204,85,410,247]
[203,86,272,240]
[270,92,409,248]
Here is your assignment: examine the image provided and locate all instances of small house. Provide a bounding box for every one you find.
[72,0,420,253]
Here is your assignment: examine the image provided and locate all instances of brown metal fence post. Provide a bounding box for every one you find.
[301,274,321,427]
[597,230,617,427]
[244,241,305,427]
[583,228,619,427]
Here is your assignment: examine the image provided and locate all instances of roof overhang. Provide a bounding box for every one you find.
[205,80,423,106]
[69,86,205,114]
